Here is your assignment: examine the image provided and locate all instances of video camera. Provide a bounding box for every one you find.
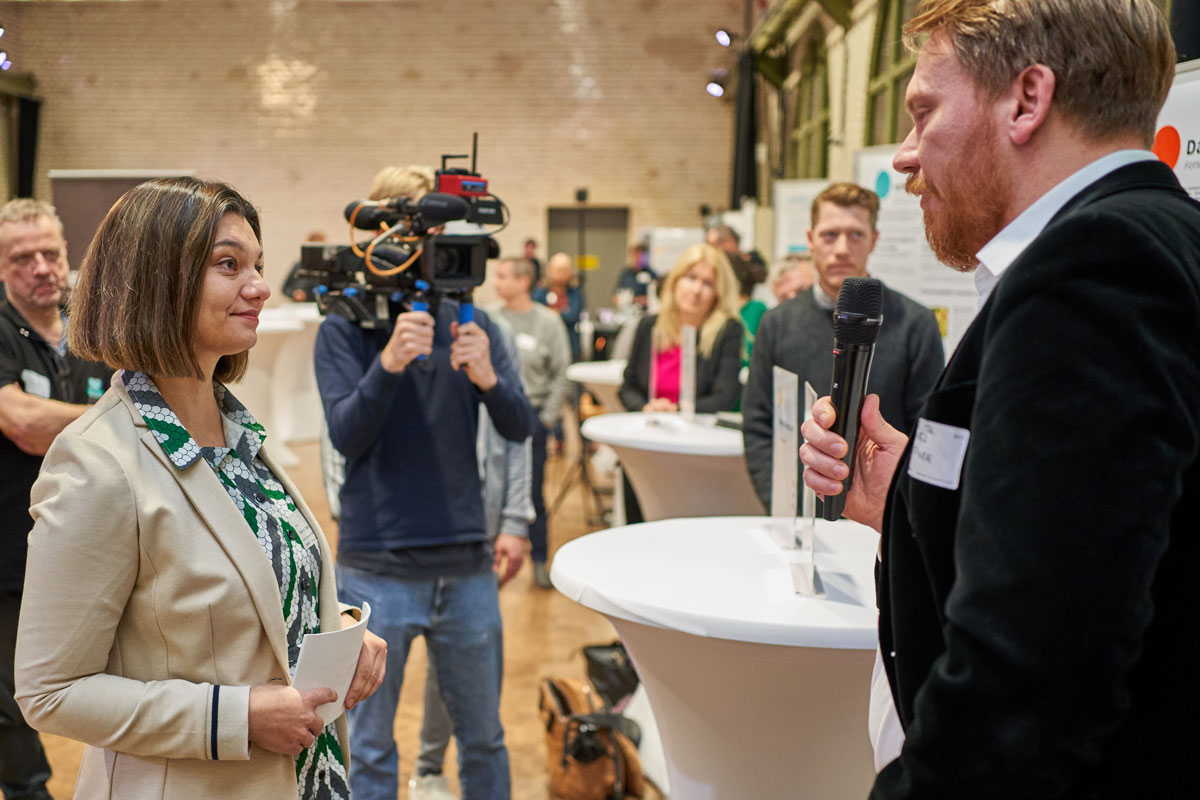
[298,135,505,329]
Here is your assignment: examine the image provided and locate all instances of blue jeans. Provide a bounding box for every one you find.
[416,660,453,775]
[335,564,510,800]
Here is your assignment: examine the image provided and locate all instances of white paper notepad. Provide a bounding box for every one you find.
[292,602,372,725]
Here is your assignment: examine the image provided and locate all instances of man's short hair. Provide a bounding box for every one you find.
[0,199,64,242]
[709,224,740,247]
[368,165,436,202]
[811,182,880,231]
[504,256,536,285]
[68,177,261,384]
[772,252,813,277]
[905,0,1174,146]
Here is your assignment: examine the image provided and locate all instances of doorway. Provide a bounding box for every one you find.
[546,206,629,316]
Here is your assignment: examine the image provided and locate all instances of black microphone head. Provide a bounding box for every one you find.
[344,201,369,223]
[833,277,884,345]
[416,193,471,226]
[344,202,402,230]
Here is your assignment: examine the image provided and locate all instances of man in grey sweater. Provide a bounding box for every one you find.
[742,182,944,512]
[491,256,571,587]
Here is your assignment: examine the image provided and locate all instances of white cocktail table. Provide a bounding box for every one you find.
[580,412,763,521]
[552,516,879,799]
[566,359,626,411]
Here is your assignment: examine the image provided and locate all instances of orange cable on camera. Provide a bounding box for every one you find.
[364,234,422,277]
[347,205,369,257]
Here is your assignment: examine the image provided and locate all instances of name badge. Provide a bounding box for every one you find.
[21,369,51,399]
[907,418,971,491]
[515,332,538,352]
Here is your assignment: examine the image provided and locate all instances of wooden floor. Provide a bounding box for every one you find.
[39,428,647,799]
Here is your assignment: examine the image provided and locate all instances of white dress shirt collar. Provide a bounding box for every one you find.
[973,150,1157,307]
[812,282,837,310]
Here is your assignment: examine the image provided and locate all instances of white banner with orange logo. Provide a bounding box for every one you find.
[1153,59,1200,199]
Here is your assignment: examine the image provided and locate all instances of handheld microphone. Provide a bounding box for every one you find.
[822,276,883,521]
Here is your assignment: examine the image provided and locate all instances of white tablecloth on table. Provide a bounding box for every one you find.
[580,413,763,521]
[552,516,879,799]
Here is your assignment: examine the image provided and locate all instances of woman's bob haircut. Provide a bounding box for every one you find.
[69,177,262,384]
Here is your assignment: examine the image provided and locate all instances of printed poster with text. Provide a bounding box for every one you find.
[1153,60,1200,200]
[855,146,976,356]
[772,179,827,260]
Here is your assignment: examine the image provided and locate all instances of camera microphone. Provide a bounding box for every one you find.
[822,276,883,521]
[345,193,473,232]
[344,201,401,230]
[409,193,472,226]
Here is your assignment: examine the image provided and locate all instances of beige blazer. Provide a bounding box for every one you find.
[15,377,350,799]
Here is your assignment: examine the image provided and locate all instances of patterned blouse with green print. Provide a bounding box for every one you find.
[122,370,348,799]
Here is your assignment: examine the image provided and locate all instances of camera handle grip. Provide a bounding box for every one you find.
[410,298,429,361]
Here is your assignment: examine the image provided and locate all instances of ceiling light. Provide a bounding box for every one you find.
[706,67,730,98]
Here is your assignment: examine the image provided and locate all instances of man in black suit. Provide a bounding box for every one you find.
[800,1,1197,797]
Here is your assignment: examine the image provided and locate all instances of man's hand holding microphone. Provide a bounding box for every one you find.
[800,393,908,534]
[800,276,910,533]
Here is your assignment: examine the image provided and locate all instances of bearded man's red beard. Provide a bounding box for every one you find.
[905,140,1010,272]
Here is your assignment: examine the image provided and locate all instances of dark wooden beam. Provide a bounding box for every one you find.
[0,73,37,99]
[814,0,852,29]
[753,0,850,53]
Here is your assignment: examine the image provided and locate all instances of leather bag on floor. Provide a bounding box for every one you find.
[538,676,645,800]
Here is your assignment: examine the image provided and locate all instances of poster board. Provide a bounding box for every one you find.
[1153,59,1200,199]
[771,179,826,260]
[49,169,195,271]
[646,227,704,277]
[717,204,753,248]
[854,146,976,356]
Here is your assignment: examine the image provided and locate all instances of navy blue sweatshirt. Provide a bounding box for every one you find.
[314,301,532,552]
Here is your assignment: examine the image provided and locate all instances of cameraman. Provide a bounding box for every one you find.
[314,165,532,800]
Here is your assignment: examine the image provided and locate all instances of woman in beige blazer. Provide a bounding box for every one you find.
[14,177,385,799]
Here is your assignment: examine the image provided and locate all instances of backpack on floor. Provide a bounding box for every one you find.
[538,675,645,800]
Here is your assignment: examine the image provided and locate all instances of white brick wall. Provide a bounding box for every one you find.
[14,0,740,293]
